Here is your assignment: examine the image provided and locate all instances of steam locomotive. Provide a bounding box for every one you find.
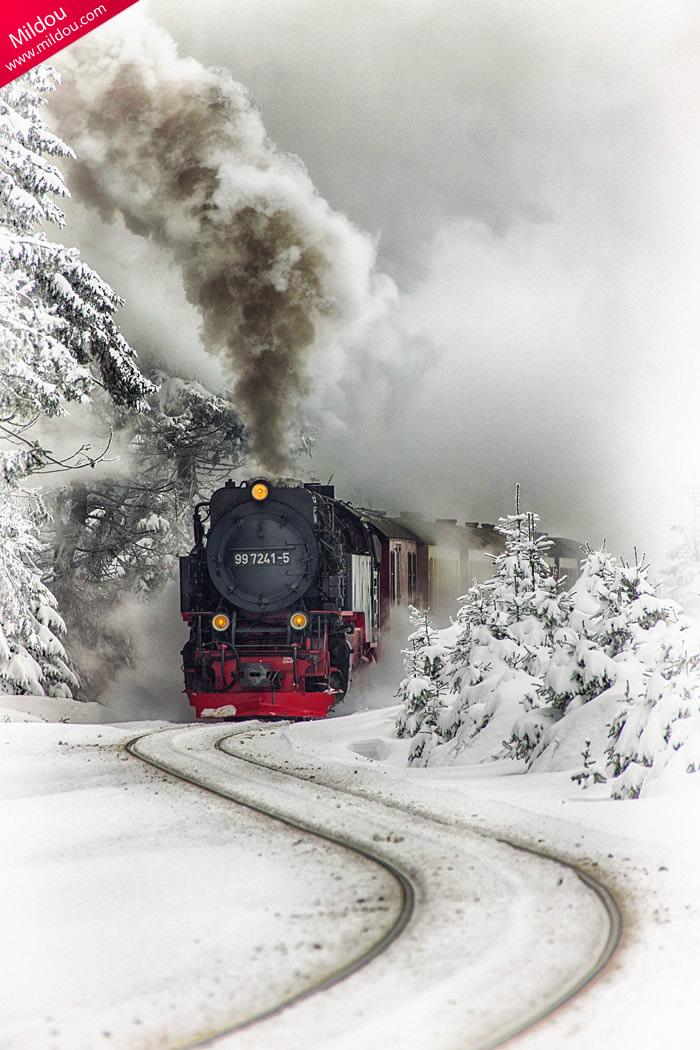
[179,477,583,719]
[179,478,380,719]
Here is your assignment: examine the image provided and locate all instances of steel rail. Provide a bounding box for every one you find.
[217,731,623,1050]
[479,839,622,1049]
[125,729,415,1050]
[128,726,622,1050]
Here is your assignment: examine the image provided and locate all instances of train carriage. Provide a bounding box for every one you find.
[354,511,422,631]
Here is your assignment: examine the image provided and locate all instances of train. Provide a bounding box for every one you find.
[179,477,581,719]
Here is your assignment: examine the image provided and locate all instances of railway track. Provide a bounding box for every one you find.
[127,723,622,1050]
[126,728,415,1046]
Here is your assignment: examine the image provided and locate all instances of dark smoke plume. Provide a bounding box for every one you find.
[52,12,377,472]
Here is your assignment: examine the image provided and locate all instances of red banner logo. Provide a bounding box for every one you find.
[0,0,139,89]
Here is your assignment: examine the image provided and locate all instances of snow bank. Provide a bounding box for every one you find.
[0,693,105,723]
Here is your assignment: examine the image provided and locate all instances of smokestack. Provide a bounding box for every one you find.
[51,12,378,472]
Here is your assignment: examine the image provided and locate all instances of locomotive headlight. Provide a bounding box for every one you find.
[212,613,230,632]
[251,481,269,501]
[290,611,308,631]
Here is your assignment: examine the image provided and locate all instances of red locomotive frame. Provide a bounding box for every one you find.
[182,609,372,719]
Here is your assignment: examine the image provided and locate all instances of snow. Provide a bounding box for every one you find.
[200,704,238,718]
[0,708,404,1050]
[252,703,700,1048]
[0,692,104,723]
[140,723,612,1050]
[1,691,698,1048]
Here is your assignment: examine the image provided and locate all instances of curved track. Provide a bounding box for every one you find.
[126,729,415,1046]
[127,724,622,1050]
[216,732,623,1048]
[481,840,621,1049]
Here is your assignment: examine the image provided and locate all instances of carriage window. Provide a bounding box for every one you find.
[408,552,417,600]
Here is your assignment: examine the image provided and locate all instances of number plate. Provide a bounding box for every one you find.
[233,549,291,566]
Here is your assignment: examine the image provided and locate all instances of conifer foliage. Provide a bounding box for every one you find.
[593,554,700,798]
[42,374,247,700]
[0,492,77,697]
[0,65,152,699]
[0,65,152,484]
[394,494,700,796]
[395,606,451,765]
[50,374,247,595]
[397,491,574,763]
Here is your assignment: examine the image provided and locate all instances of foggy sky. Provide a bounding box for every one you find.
[54,0,700,565]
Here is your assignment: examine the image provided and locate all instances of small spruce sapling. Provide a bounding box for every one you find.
[395,606,447,740]
[570,739,608,787]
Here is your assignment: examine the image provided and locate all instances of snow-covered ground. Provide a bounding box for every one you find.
[0,700,401,1050]
[278,703,700,1049]
[1,692,698,1049]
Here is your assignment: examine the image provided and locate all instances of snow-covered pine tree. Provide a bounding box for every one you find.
[489,504,577,758]
[591,551,700,797]
[49,374,247,594]
[0,491,77,697]
[537,548,619,713]
[396,607,448,752]
[0,66,92,483]
[527,547,685,775]
[395,605,457,765]
[607,638,700,798]
[570,739,608,788]
[487,504,566,637]
[592,551,677,656]
[429,579,498,746]
[392,496,700,793]
[604,642,696,797]
[0,65,153,698]
[43,374,247,699]
[123,373,247,544]
[435,493,573,762]
[534,545,700,795]
[0,65,153,481]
